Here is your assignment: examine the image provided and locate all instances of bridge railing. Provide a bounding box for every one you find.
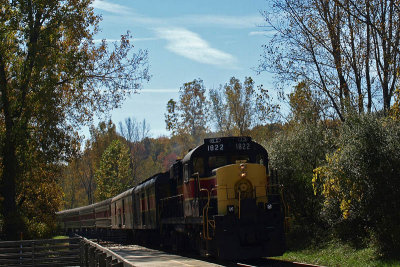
[0,237,80,267]
[79,236,135,267]
[0,235,136,267]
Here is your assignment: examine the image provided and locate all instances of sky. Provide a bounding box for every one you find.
[88,0,275,139]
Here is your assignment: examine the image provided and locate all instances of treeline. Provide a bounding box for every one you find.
[258,0,400,258]
[60,119,178,209]
[61,76,281,210]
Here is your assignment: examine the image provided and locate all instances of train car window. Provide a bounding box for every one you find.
[122,199,125,226]
[209,155,227,171]
[193,157,205,177]
[183,163,189,183]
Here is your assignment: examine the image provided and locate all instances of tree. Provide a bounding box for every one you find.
[259,0,400,119]
[119,117,150,183]
[60,120,119,208]
[95,140,131,201]
[165,79,209,148]
[209,77,279,136]
[288,81,324,123]
[338,0,400,114]
[0,0,149,239]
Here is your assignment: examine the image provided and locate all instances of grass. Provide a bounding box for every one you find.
[52,235,69,239]
[274,240,400,267]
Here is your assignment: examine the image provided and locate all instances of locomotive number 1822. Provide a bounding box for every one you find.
[207,144,224,152]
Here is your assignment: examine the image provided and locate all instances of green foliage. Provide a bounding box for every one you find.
[267,121,331,233]
[313,115,400,258]
[95,140,132,201]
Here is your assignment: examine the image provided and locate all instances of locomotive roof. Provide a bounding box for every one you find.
[182,136,267,164]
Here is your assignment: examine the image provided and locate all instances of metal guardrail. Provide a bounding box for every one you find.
[79,236,136,267]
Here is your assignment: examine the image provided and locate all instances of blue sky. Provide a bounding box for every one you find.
[89,0,275,138]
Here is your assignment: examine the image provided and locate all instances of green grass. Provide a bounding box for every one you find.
[274,240,400,267]
[52,235,69,239]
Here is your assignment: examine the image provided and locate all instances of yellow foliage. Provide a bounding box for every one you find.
[313,149,361,220]
[390,87,400,120]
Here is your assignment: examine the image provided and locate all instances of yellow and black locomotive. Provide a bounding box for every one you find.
[57,136,286,260]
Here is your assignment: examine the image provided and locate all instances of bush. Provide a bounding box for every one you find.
[267,121,332,240]
[313,115,400,258]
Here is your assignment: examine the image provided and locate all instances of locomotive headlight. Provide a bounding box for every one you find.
[240,163,247,178]
[240,164,247,171]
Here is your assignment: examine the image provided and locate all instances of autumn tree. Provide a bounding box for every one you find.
[95,140,131,201]
[60,120,120,208]
[60,158,87,209]
[209,77,279,136]
[288,81,324,124]
[260,0,400,119]
[165,79,209,150]
[119,117,150,183]
[0,0,149,239]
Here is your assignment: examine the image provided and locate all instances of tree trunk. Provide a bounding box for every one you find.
[1,139,22,240]
[0,55,23,240]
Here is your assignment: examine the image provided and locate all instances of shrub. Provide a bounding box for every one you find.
[313,115,400,258]
[267,121,332,241]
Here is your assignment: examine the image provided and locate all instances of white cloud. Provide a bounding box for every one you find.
[177,14,265,29]
[92,1,263,29]
[92,0,132,15]
[155,27,237,67]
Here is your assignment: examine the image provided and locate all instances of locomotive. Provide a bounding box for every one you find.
[57,136,286,260]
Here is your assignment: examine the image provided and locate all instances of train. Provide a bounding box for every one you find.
[57,136,286,260]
